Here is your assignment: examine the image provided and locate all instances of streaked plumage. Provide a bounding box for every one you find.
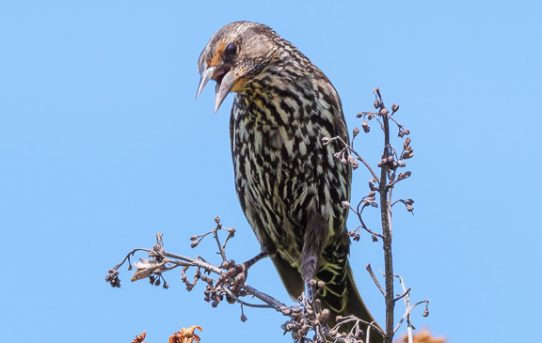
[197,21,381,341]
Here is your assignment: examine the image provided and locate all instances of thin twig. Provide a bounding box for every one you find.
[366,264,386,297]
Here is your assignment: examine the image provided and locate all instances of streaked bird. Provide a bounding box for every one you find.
[197,21,381,341]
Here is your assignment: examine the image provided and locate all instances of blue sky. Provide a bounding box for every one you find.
[1,1,540,342]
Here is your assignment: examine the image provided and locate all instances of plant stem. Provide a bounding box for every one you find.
[379,103,395,343]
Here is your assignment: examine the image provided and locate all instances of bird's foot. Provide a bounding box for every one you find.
[287,283,330,342]
[216,251,268,291]
[304,279,316,305]
[243,250,268,269]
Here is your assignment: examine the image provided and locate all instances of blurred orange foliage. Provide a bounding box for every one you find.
[396,330,446,343]
[131,331,147,343]
[168,325,203,343]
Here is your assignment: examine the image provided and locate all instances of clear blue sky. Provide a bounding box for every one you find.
[1,1,540,342]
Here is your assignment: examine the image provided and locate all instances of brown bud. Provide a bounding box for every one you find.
[392,103,399,113]
[362,121,370,133]
[380,108,389,117]
[398,171,412,180]
[319,309,330,323]
[403,150,414,159]
[352,127,360,137]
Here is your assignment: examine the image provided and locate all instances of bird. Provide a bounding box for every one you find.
[197,21,382,341]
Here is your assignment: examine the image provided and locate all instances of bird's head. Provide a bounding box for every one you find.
[197,21,280,111]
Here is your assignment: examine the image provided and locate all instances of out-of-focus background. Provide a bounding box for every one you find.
[1,1,540,342]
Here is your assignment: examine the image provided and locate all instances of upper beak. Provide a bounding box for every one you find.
[196,66,215,100]
[196,65,238,112]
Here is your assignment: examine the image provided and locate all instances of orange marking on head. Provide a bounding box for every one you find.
[208,41,226,67]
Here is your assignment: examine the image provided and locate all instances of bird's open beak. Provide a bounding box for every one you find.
[196,65,238,112]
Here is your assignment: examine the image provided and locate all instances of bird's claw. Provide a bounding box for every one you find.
[216,260,247,289]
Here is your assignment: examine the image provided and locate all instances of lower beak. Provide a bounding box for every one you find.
[196,66,237,112]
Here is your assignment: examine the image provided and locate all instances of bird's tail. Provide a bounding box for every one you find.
[318,262,384,343]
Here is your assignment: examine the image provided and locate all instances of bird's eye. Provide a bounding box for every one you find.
[223,43,237,60]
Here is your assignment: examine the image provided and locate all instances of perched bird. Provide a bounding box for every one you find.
[197,21,381,341]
